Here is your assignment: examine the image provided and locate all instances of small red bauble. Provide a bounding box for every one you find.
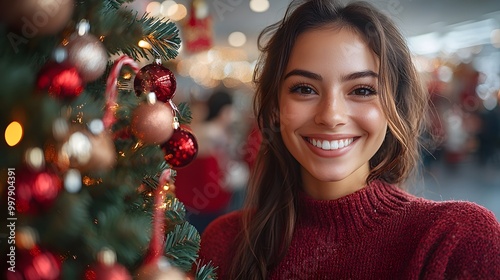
[37,61,84,100]
[5,246,61,280]
[134,64,177,102]
[161,127,198,168]
[16,168,62,214]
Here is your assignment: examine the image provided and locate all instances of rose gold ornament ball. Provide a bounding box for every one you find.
[0,0,75,35]
[66,33,108,82]
[131,102,175,145]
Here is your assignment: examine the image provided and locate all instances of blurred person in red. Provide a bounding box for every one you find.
[174,90,237,233]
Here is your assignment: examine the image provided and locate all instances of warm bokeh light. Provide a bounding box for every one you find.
[138,40,152,49]
[146,1,161,17]
[5,121,23,146]
[228,31,247,47]
[167,4,187,21]
[160,0,177,16]
[25,147,45,171]
[250,0,270,13]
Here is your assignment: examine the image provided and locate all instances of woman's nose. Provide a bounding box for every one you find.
[314,94,348,127]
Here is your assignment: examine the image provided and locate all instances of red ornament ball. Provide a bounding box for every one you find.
[5,246,61,280]
[161,127,198,168]
[131,101,175,144]
[37,61,84,100]
[134,64,177,102]
[16,168,62,214]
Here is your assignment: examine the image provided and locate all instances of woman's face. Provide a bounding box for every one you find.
[279,26,388,191]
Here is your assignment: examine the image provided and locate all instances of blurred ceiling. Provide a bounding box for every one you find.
[128,0,500,60]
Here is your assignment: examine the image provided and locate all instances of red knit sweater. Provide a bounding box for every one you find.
[198,181,500,279]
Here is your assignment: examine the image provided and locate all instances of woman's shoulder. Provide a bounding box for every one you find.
[409,196,499,231]
[197,210,244,274]
[202,210,244,242]
[406,199,500,278]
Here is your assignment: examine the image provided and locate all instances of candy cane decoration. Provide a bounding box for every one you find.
[103,55,140,130]
[143,168,172,264]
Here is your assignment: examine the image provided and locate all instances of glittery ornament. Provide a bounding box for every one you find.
[135,257,185,280]
[0,0,74,36]
[5,246,61,280]
[37,61,84,100]
[84,248,132,280]
[16,168,62,214]
[67,33,108,82]
[134,64,177,102]
[131,101,175,144]
[161,127,198,168]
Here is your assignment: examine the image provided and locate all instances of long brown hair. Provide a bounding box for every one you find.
[229,0,429,278]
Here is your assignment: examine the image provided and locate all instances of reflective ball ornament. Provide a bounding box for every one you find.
[134,64,177,102]
[36,61,84,100]
[131,101,175,145]
[161,127,198,168]
[16,168,62,214]
[66,33,108,82]
[0,0,75,36]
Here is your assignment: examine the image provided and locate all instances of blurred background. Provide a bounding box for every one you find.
[125,0,500,219]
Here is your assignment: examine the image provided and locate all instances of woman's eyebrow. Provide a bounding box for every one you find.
[283,69,378,81]
[340,70,379,82]
[283,69,323,81]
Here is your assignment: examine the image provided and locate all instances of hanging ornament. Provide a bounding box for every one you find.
[66,20,108,82]
[0,0,75,36]
[5,246,61,280]
[36,61,84,100]
[161,127,198,168]
[182,0,213,53]
[131,93,175,145]
[84,248,132,280]
[135,257,185,280]
[134,61,177,102]
[16,168,62,214]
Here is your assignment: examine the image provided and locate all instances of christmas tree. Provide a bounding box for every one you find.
[0,0,216,279]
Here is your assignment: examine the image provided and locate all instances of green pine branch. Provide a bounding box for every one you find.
[164,222,201,272]
[177,102,194,125]
[195,261,218,280]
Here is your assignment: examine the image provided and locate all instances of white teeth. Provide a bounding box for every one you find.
[322,141,330,150]
[308,138,354,151]
[331,140,339,149]
[338,140,344,148]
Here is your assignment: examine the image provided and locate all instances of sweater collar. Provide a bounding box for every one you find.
[297,180,413,235]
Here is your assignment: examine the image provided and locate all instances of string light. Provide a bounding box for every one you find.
[5,121,23,147]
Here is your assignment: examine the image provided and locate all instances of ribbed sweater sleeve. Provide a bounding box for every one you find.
[198,181,500,279]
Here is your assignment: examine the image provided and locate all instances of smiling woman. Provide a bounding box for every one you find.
[279,27,387,199]
[196,0,500,279]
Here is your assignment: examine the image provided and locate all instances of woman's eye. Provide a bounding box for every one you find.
[352,87,376,96]
[290,84,316,95]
